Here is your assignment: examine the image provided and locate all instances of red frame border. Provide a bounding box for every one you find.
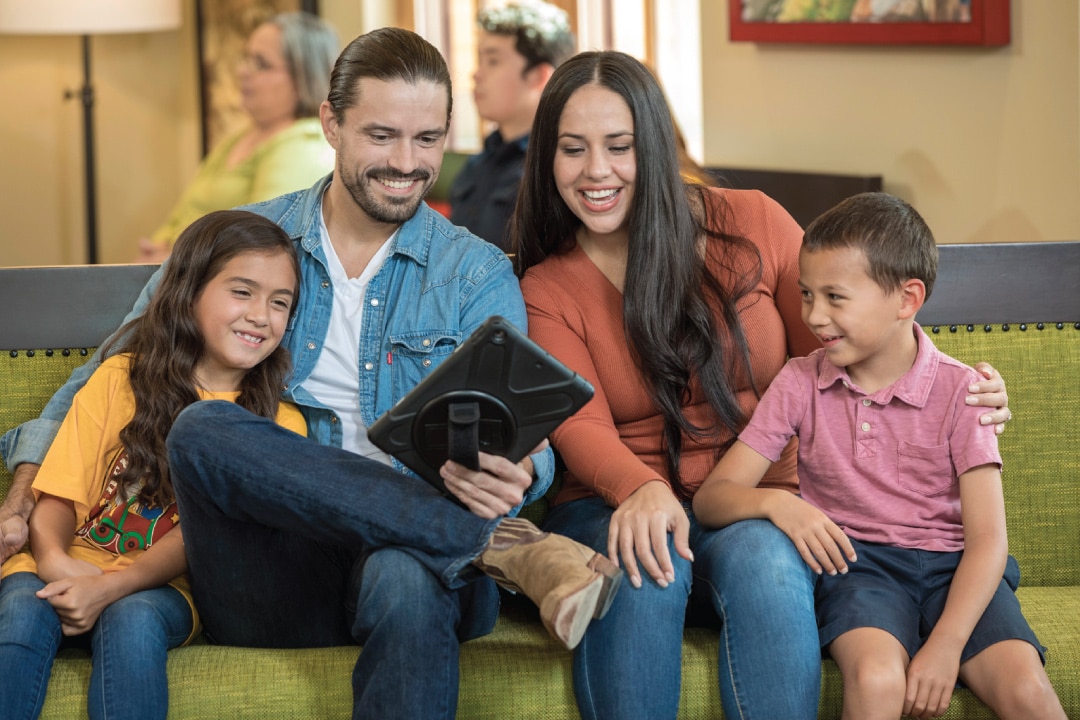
[728,0,1010,46]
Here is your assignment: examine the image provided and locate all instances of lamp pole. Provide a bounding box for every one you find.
[0,0,180,266]
[66,34,98,264]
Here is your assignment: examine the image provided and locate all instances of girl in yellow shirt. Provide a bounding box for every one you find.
[0,209,306,720]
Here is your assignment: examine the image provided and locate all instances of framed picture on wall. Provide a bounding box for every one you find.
[196,0,319,155]
[729,0,1010,46]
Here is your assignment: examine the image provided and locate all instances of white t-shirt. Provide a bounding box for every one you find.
[303,210,394,463]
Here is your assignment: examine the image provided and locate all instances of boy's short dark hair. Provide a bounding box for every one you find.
[803,192,939,299]
[478,1,576,73]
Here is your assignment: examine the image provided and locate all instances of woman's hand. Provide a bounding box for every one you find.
[134,237,170,264]
[967,362,1010,434]
[766,492,856,576]
[607,481,693,589]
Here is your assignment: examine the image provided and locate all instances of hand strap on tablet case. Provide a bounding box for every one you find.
[448,401,481,471]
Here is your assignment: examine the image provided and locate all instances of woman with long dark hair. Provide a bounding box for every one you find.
[512,50,1011,719]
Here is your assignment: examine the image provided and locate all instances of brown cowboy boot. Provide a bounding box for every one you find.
[473,517,622,649]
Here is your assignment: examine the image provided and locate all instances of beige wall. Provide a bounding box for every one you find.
[0,0,201,266]
[701,2,1080,245]
[0,2,1076,266]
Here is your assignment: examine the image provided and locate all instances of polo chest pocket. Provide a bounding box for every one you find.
[896,441,956,497]
[389,330,460,399]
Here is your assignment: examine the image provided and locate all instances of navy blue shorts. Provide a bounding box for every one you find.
[815,539,1045,664]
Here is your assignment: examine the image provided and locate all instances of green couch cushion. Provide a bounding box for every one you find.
[923,323,1080,587]
[35,587,1080,719]
[0,350,93,498]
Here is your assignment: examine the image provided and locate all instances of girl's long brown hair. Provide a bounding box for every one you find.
[102,210,301,508]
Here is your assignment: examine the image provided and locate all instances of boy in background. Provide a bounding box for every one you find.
[449,0,575,251]
[693,192,1064,720]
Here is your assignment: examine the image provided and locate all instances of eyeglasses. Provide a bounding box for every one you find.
[239,53,286,74]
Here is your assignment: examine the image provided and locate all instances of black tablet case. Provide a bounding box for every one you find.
[368,316,593,492]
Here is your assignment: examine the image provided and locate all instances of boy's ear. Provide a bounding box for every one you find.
[897,278,926,319]
[527,62,556,90]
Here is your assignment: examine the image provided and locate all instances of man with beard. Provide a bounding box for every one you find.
[0,27,621,719]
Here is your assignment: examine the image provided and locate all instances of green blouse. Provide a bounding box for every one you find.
[151,117,333,246]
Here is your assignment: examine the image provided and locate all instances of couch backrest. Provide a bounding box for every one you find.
[913,241,1080,587]
[1,246,1078,586]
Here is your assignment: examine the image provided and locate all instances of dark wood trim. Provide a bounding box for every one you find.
[0,241,1075,350]
[0,265,158,350]
[921,242,1080,325]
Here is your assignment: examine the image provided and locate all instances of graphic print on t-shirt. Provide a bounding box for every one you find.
[75,447,179,555]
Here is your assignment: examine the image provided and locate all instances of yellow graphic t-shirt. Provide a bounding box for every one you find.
[1,354,307,640]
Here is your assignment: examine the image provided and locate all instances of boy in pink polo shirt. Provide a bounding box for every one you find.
[693,193,1064,720]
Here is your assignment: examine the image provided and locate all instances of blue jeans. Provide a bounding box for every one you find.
[166,400,503,720]
[0,571,192,720]
[543,497,820,720]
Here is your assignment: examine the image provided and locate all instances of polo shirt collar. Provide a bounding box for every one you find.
[816,324,939,408]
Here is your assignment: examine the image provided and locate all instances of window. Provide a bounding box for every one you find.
[407,0,703,163]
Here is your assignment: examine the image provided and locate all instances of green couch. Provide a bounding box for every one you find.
[1,240,1078,718]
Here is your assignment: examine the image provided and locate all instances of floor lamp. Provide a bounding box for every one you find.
[0,0,181,264]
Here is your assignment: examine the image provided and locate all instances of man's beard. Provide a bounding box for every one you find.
[343,166,435,224]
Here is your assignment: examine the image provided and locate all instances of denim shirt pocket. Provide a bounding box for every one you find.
[388,329,461,403]
[896,441,956,497]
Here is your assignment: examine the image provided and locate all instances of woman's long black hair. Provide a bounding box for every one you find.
[511,51,762,499]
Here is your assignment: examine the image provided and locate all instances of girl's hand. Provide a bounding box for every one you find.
[607,481,693,589]
[767,493,856,576]
[967,362,1010,435]
[441,441,547,519]
[35,549,104,585]
[903,637,962,719]
[37,573,118,635]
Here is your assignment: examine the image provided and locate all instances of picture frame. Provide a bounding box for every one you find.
[728,0,1010,46]
[195,0,319,155]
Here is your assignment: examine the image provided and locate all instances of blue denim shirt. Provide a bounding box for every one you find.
[1,175,553,509]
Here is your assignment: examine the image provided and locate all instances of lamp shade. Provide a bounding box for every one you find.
[0,0,181,35]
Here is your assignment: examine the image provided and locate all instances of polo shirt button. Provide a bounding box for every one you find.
[862,399,872,407]
[861,422,871,432]
[364,362,374,371]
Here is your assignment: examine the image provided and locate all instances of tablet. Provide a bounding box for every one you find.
[368,315,593,493]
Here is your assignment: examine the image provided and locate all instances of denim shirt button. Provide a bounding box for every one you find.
[370,298,379,306]
[422,338,431,347]
[330,415,338,424]
[422,359,432,368]
[321,281,329,289]
[307,342,316,350]
[364,362,374,371]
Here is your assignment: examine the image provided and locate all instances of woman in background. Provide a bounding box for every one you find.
[136,12,337,262]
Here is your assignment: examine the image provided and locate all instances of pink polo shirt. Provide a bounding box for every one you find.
[739,325,1001,552]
